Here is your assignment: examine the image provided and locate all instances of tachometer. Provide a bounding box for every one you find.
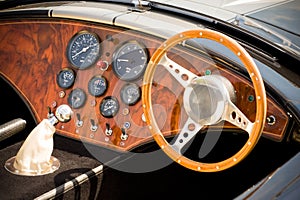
[67,31,101,69]
[112,40,148,81]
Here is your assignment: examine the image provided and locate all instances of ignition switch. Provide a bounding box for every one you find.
[266,115,276,126]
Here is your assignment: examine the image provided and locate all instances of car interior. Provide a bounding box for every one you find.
[0,1,300,199]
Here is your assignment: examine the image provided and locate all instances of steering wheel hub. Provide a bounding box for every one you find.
[183,75,235,125]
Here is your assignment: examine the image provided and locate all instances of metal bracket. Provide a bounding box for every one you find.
[129,0,151,12]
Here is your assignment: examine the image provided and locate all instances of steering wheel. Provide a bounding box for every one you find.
[142,29,267,172]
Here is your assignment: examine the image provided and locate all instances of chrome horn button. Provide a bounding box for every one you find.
[183,75,236,125]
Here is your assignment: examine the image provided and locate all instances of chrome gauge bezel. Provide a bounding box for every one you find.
[112,40,148,81]
[66,31,101,70]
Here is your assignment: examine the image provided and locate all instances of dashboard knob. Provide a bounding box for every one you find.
[55,104,73,122]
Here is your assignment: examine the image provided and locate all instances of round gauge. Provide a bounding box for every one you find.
[67,31,101,69]
[57,68,75,89]
[68,88,87,109]
[88,75,108,97]
[120,83,141,105]
[112,40,148,81]
[100,96,119,118]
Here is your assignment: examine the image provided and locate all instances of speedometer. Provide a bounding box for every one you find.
[112,40,148,81]
[67,31,101,70]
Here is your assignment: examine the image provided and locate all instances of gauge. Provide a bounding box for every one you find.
[67,31,101,69]
[88,75,108,97]
[112,40,148,81]
[100,96,119,118]
[68,88,87,109]
[56,68,75,89]
[120,83,141,105]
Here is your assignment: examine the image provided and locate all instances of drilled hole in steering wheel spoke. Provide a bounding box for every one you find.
[231,111,237,120]
[181,74,189,81]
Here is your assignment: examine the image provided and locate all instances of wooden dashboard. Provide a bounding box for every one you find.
[0,19,289,152]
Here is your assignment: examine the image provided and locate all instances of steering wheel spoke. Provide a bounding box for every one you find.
[223,101,254,135]
[158,53,198,88]
[171,117,203,154]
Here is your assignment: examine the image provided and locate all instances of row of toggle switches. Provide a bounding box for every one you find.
[75,113,129,141]
[105,123,129,141]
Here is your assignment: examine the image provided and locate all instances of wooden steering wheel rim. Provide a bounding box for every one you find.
[142,29,267,172]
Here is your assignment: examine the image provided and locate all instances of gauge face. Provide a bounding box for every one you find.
[68,88,87,109]
[88,75,108,97]
[120,83,141,105]
[112,41,148,81]
[100,96,119,118]
[57,68,75,89]
[67,31,101,69]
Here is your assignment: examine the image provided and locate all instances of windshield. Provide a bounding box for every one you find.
[1,0,299,57]
[233,15,300,56]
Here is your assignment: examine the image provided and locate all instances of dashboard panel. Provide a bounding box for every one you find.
[0,19,289,152]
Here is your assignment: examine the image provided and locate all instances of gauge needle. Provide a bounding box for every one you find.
[73,97,80,104]
[117,59,129,62]
[72,46,90,58]
[104,105,113,111]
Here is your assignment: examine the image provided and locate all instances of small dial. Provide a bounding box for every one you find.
[100,96,119,118]
[120,83,141,105]
[67,31,101,69]
[112,40,148,81]
[68,88,87,109]
[88,75,108,97]
[57,68,75,89]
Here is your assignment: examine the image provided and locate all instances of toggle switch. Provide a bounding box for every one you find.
[105,123,113,136]
[120,128,128,141]
[76,113,83,127]
[47,106,58,125]
[90,119,98,132]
